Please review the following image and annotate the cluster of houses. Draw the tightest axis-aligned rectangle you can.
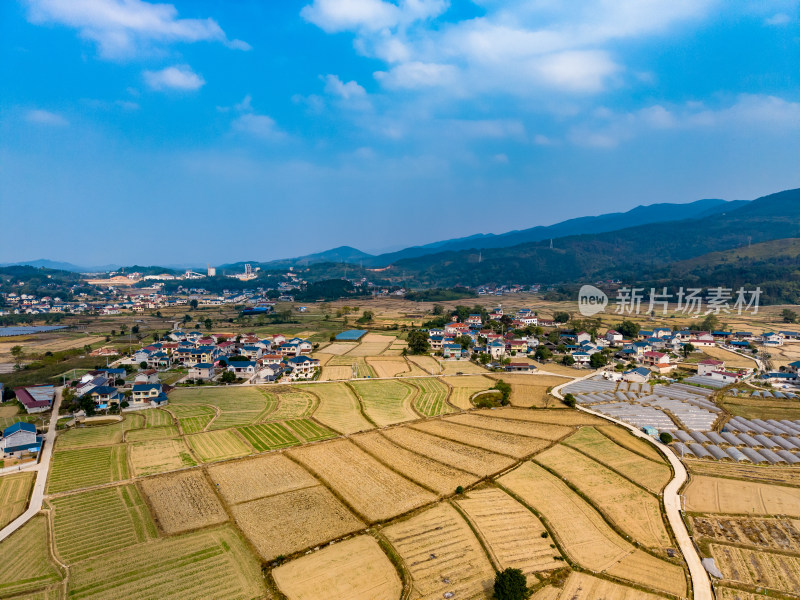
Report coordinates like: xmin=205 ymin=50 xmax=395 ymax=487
xmin=72 ymin=368 xmax=168 ymax=411
xmin=130 ymin=330 xmax=319 ymax=384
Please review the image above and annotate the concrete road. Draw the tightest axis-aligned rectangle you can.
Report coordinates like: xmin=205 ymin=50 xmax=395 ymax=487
xmin=0 ymin=386 xmax=63 ymax=542
xmin=551 ymin=374 xmax=713 ymax=600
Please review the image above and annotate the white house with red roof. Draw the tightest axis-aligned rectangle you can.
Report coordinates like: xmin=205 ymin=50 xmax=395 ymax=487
xmin=697 ymin=359 xmax=724 ymax=375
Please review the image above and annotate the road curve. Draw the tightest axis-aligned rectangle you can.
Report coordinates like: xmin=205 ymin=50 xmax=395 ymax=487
xmin=552 ymin=373 xmax=713 ymax=600
xmin=0 ymin=386 xmax=63 ymax=543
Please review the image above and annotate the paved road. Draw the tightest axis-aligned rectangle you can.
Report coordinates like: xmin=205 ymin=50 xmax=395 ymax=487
xmin=0 ymin=386 xmax=62 ymax=542
xmin=551 ymin=374 xmax=714 ymax=600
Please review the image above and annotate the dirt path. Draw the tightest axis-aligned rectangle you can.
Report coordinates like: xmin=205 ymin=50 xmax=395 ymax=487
xmin=551 ymin=373 xmax=713 ymax=600
xmin=0 ymin=386 xmax=63 ymax=542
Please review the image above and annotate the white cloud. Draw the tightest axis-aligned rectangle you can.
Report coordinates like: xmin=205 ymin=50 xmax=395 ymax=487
xmin=375 ymin=61 xmax=459 ymax=89
xmin=232 ymin=113 xmax=284 ymax=140
xmin=492 ymin=153 xmax=509 ymax=163
xmin=533 ymin=50 xmax=620 ymax=93
xmin=26 ymin=0 xmax=249 ymax=59
xmin=301 ymin=0 xmax=447 ymax=33
xmin=765 ymin=12 xmax=791 ymax=25
xmin=323 ymin=75 xmax=366 ymax=99
xmin=25 ymin=109 xmax=69 ymax=126
xmin=144 ymin=65 xmax=205 ymax=90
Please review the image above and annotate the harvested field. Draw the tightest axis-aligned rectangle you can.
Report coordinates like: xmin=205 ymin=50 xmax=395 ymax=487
xmin=288 ymin=439 xmax=436 ymax=522
xmin=350 ymin=379 xmax=417 ymax=426
xmin=319 ymin=365 xmax=352 ymax=380
xmin=720 ymin=395 xmax=800 ymax=420
xmin=455 ymin=487 xmax=562 ymax=581
xmin=686 ymin=460 xmax=800 ymax=487
xmin=441 ymin=375 xmax=494 ymax=409
xmin=701 ymin=345 xmax=758 ymax=368
xmin=407 ymin=355 xmax=441 ymax=374
xmin=437 ymin=359 xmax=487 ymax=375
xmin=710 ymin=543 xmax=800 ymax=594
xmin=57 ymin=422 xmax=124 ymax=449
xmin=556 ymin=571 xmax=664 ymax=600
xmin=499 ymin=462 xmax=686 ymax=597
xmin=715 ymin=588 xmax=764 ymax=600
xmin=129 ymin=438 xmax=196 ymax=477
xmin=684 ymin=476 xmax=800 ymax=516
xmin=323 ymin=342 xmax=358 ymax=355
xmin=208 ymin=453 xmax=318 ymax=504
xmin=125 ymin=425 xmax=179 ymax=442
xmin=67 ymin=526 xmax=266 ymax=600
xmin=185 ymin=429 xmax=252 ymax=463
xmin=268 ymin=389 xmax=316 ymax=420
xmin=298 ymin=382 xmax=373 ymax=434
xmin=409 ymin=377 xmax=454 ymax=416
xmin=563 ymin=427 xmax=671 ymax=493
xmin=232 ymin=486 xmax=364 ymax=560
xmin=488 ymin=374 xmax=571 ymax=408
xmin=596 ymin=425 xmax=665 ymax=462
xmin=273 ymin=535 xmax=400 ymax=600
xmin=346 ymin=336 xmax=394 ymax=356
xmin=691 ymin=515 xmax=800 ymax=552
xmin=482 ymin=407 xmax=606 ymax=426
xmin=238 ymin=421 xmax=299 ymax=451
xmin=383 ymin=426 xmax=514 ymax=477
xmin=411 ymin=419 xmax=548 ymax=459
xmin=314 ymin=352 xmax=333 ymax=366
xmin=143 ymin=408 xmax=173 ymax=428
xmin=0 ymin=471 xmax=34 ymax=529
xmin=352 ymin=431 xmax=476 ymax=495
xmin=382 ymin=503 xmax=495 ymax=600
xmin=51 ymin=485 xmax=157 ymax=562
xmin=366 ymin=356 xmax=409 ymax=378
xmin=140 ymin=470 xmax=228 ymax=534
xmin=536 ymin=444 xmax=670 ymax=548
xmin=531 ymin=361 xmax=582 ymax=377
xmin=445 ymin=413 xmax=572 ymax=441
xmin=48 ymin=445 xmax=129 ymax=494
xmin=0 ymin=515 xmax=62 ymax=597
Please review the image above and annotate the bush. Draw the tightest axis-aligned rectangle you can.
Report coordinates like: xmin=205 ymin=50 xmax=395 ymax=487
xmin=659 ymin=432 xmax=674 ymax=444
xmin=563 ymin=393 xmax=576 ymax=408
xmin=455 ymin=485 xmax=464 ymax=495
xmin=493 ymin=568 xmax=531 ymax=600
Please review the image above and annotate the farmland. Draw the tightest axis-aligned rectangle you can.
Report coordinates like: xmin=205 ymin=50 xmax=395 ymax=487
xmin=441 ymin=375 xmax=494 ymax=409
xmin=486 ymin=407 xmax=606 ymax=426
xmin=350 ymin=379 xmax=417 ymax=426
xmin=691 ymin=515 xmax=800 ymax=552
xmin=596 ymin=424 xmax=665 ymax=462
xmin=144 ymin=408 xmax=174 ymax=428
xmin=288 ymin=439 xmax=436 ymax=522
xmin=185 ymin=429 xmax=251 ymax=463
xmin=486 ymin=374 xmax=570 ymax=408
xmin=407 ymin=355 xmax=442 ymax=374
xmin=382 ymin=503 xmax=495 ymax=599
xmin=409 ymin=377 xmax=453 ymax=416
xmin=685 ymin=460 xmax=800 ymax=487
xmin=0 ymin=516 xmax=63 ymax=597
xmin=56 ymin=421 xmax=124 ymax=449
xmin=553 ymin=571 xmax=665 ymax=600
xmin=366 ymin=356 xmax=409 ymax=378
xmin=0 ymin=471 xmax=35 ymax=528
xmin=237 ymin=421 xmax=299 ymax=451
xmin=411 ymin=419 xmax=548 ymax=458
xmin=445 ymin=412 xmax=572 ymax=440
xmin=48 ymin=445 xmax=129 ymax=493
xmin=129 ymin=438 xmax=196 ymax=476
xmin=51 ymin=485 xmax=157 ymax=562
xmin=140 ymin=470 xmax=228 ymax=534
xmin=267 ymin=388 xmax=316 ymax=420
xmin=684 ymin=476 xmax=800 ymax=516
xmin=709 ymin=543 xmax=800 ymax=595
xmin=455 ymin=486 xmax=562 ymax=582
xmin=125 ymin=425 xmax=179 ymax=442
xmin=208 ymin=453 xmax=319 ymax=504
xmin=272 ymin=535 xmax=401 ymax=600
xmin=297 ymin=382 xmax=373 ymax=434
xmin=437 ymin=358 xmax=488 ymax=375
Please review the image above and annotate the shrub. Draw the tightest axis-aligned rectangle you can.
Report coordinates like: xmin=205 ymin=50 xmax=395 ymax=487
xmin=493 ymin=568 xmax=531 ymax=600
xmin=659 ymin=432 xmax=674 ymax=444
xmin=563 ymin=393 xmax=576 ymax=408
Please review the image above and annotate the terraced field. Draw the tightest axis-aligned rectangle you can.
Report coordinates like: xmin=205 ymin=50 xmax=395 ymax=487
xmin=411 ymin=419 xmax=548 ymax=459
xmin=48 ymin=445 xmax=129 ymax=494
xmin=441 ymin=375 xmax=495 ymax=409
xmin=268 ymin=389 xmax=317 ymax=420
xmin=125 ymin=425 xmax=179 ymax=442
xmin=237 ymin=422 xmax=300 ymax=451
xmin=410 ymin=377 xmax=453 ymax=416
xmin=143 ymin=408 xmax=174 ymax=428
xmin=297 ymin=383 xmax=373 ymax=434
xmin=0 ymin=471 xmax=35 ymax=529
xmin=350 ymin=379 xmax=417 ymax=426
xmin=284 ymin=418 xmax=336 ymax=443
xmin=185 ymin=429 xmax=252 ymax=463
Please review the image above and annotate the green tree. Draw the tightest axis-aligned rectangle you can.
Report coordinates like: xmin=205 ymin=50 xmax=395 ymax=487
xmin=589 ymin=352 xmax=609 ymax=368
xmin=534 ymin=346 xmax=551 ymax=362
xmin=131 ymin=325 xmax=139 ymax=334
xmin=139 ymin=361 xmax=148 ymax=369
xmin=660 ymin=432 xmax=674 ymax=444
xmin=183 ymin=314 xmax=192 ymax=324
xmin=189 ymin=299 xmax=199 ymax=310
xmin=561 ymin=354 xmax=575 ymax=366
xmin=553 ymin=311 xmax=570 ymax=323
xmin=563 ymin=393 xmax=577 ymax=408
xmin=455 ymin=334 xmax=473 ymax=350
xmin=681 ymin=342 xmax=696 ymax=359
xmin=700 ymin=313 xmax=719 ymax=332
xmin=432 ymin=304 xmax=444 ymax=316
xmin=356 ymin=310 xmax=374 ymax=324
xmin=617 ymin=320 xmax=640 ymax=338
xmin=493 ymin=567 xmax=531 ymax=600
xmin=220 ymin=370 xmax=236 ymax=383
xmin=492 ymin=379 xmax=512 ymax=405
xmin=10 ymin=345 xmax=24 ymax=368
xmin=407 ymin=330 xmax=431 ymax=355
xmin=782 ymin=309 xmax=798 ymax=324
xmin=204 ymin=318 xmax=213 ymax=330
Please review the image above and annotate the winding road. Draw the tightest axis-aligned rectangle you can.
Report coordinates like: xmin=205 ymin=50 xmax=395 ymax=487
xmin=552 ymin=372 xmax=713 ymax=600
xmin=0 ymin=386 xmax=62 ymax=543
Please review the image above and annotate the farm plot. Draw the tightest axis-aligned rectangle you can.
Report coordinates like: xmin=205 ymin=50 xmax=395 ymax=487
xmin=129 ymin=438 xmax=196 ymax=477
xmin=168 ymin=405 xmax=216 ymax=435
xmin=596 ymin=425 xmax=665 ymax=462
xmin=709 ymin=543 xmax=800 ymax=595
xmin=684 ymin=476 xmax=800 ymax=516
xmin=208 ymin=453 xmax=319 ymax=504
xmin=288 ymin=439 xmax=436 ymax=522
xmin=0 ymin=515 xmax=63 ymax=597
xmin=499 ymin=462 xmax=686 ymax=597
xmin=555 ymin=572 xmax=665 ymax=600
xmin=441 ymin=375 xmax=494 ymax=409
xmin=314 ymin=352 xmax=333 ymax=366
xmin=51 ymin=485 xmax=157 ymax=562
xmin=382 ymin=503 xmax=495 ymax=600
xmin=285 ymin=418 xmax=336 ymax=443
xmin=125 ymin=425 xmax=179 ymax=442
xmin=170 ymin=386 xmax=268 ymax=430
xmin=0 ymin=471 xmax=35 ymax=528
xmin=563 ymin=427 xmax=671 ymax=493
xmin=455 ymin=487 xmax=562 ymax=581
xmin=352 ymin=431 xmax=475 ymax=495
xmin=297 ymin=383 xmax=373 ymax=434
xmin=319 ymin=365 xmax=353 ymax=380
xmin=446 ymin=413 xmax=572 ymax=441
xmin=366 ymin=356 xmax=409 ymax=378
xmin=231 ymin=486 xmax=364 ymax=561
xmin=686 ymin=460 xmax=800 ymax=487
xmin=535 ymin=444 xmax=671 ymax=548
xmin=238 ymin=422 xmax=299 ymax=451
xmin=407 ymin=355 xmax=441 ymax=374
xmin=67 ymin=525 xmax=266 ymax=600
xmin=485 ymin=407 xmax=606 ymax=426
xmin=140 ymin=470 xmax=228 ymax=534
xmin=346 ymin=335 xmax=394 ymax=356
xmin=273 ymin=535 xmax=401 ymax=600
xmin=715 ymin=588 xmax=764 ymax=600
xmin=323 ymin=342 xmax=358 ymax=355
xmin=48 ymin=445 xmax=129 ymax=494
xmin=409 ymin=377 xmax=453 ymax=416
xmin=57 ymin=421 xmax=124 ymax=449
xmin=691 ymin=515 xmax=800 ymax=552
xmin=411 ymin=419 xmax=548 ymax=459
xmin=268 ymin=389 xmax=316 ymax=420
xmin=488 ymin=374 xmax=571 ymax=408
xmin=185 ymin=429 xmax=252 ymax=463
xmin=143 ymin=408 xmax=174 ymax=428
xmin=701 ymin=345 xmax=758 ymax=368
xmin=383 ymin=426 xmax=514 ymax=477
xmin=437 ymin=359 xmax=488 ymax=375
xmin=350 ymin=379 xmax=417 ymax=426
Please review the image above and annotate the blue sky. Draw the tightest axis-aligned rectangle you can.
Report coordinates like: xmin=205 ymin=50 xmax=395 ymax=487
xmin=1 ymin=0 xmax=799 ymax=266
